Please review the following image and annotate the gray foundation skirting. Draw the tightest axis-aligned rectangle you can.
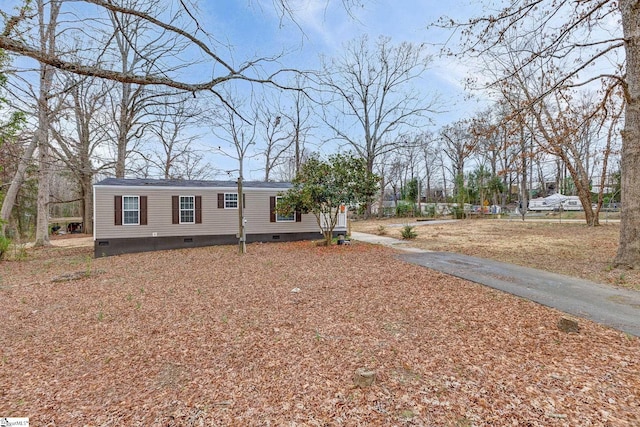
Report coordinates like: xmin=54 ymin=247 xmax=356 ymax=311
xmin=94 ymin=231 xmax=327 ymax=257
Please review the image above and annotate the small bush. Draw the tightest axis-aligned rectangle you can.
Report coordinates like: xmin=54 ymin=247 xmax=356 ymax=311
xmin=0 ymin=235 xmax=11 ymax=260
xmin=376 ymin=225 xmax=387 ymax=235
xmin=450 ymin=206 xmax=465 ymax=219
xmin=10 ymin=243 xmax=28 ymax=261
xmin=396 ymin=202 xmax=414 ymax=217
xmin=401 ymin=225 xmax=417 ymax=240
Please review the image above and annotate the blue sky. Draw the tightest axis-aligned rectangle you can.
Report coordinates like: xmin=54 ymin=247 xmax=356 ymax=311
xmin=213 ymin=0 xmax=478 ymax=103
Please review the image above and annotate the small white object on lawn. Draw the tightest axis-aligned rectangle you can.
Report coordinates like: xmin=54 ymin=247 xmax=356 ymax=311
xmin=291 ymin=287 xmax=301 ymax=293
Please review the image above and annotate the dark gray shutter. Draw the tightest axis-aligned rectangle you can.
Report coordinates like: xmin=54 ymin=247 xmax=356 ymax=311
xmin=195 ymin=196 xmax=202 ymax=224
xmin=218 ymin=193 xmax=224 ymax=209
xmin=140 ymin=196 xmax=148 ymax=225
xmin=269 ymin=196 xmax=276 ymax=222
xmin=172 ymin=196 xmax=179 ymax=224
xmin=114 ymin=196 xmax=122 ymax=226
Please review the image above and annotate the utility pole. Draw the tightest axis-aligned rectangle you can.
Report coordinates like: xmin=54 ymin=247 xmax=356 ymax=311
xmin=237 ymin=177 xmax=246 ymax=254
xmin=237 ymin=159 xmax=246 ymax=254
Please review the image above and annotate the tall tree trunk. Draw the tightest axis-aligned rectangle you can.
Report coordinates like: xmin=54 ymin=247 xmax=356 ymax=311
xmin=377 ymin=175 xmax=385 ymax=218
xmin=571 ymin=163 xmax=598 ymax=226
xmin=34 ymin=121 xmax=51 ymax=246
xmin=294 ymin=125 xmax=300 ymax=176
xmin=115 ymin=82 xmax=130 ymax=178
xmin=81 ymin=172 xmax=93 ymax=235
xmin=441 ymin=160 xmax=448 ymax=203
xmin=164 ymin=144 xmax=172 ymax=179
xmin=33 ymin=0 xmax=59 ymax=247
xmin=264 ymin=162 xmax=271 ymax=182
xmin=0 ymin=137 xmax=37 ymax=237
xmin=364 ymin=154 xmax=375 ymax=218
xmin=79 ymin=137 xmax=94 ymax=234
xmin=520 ymin=125 xmax=528 ymax=221
xmin=616 ymin=0 xmax=640 ymax=268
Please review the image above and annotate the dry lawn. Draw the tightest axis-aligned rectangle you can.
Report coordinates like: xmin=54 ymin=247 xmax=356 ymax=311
xmin=1 ymin=240 xmax=639 ymax=425
xmin=351 ymin=217 xmax=639 ymax=290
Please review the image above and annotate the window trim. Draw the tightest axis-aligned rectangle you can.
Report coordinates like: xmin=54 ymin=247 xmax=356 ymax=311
xmin=224 ymin=192 xmax=238 ymax=209
xmin=179 ymin=195 xmax=195 ymax=224
xmin=275 ymin=196 xmax=295 ymax=222
xmin=122 ymin=195 xmax=140 ymax=226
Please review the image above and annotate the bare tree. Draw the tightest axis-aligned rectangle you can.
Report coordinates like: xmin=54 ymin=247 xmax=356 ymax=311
xmin=211 ymin=92 xmax=258 ymax=254
xmin=491 ymin=102 xmax=525 ymax=208
xmin=0 ymin=51 xmax=30 ymax=237
xmin=270 ymin=79 xmax=316 ymax=182
xmin=48 ymin=75 xmax=113 ymax=235
xmin=384 ymin=153 xmax=406 ymax=208
xmin=270 ymin=146 xmax=312 ymax=182
xmin=395 ymin=136 xmax=424 ymax=214
xmin=436 ymin=149 xmax=450 ymax=203
xmin=594 ymin=91 xmax=624 ymax=216
xmin=286 ymin=80 xmax=314 ymax=176
xmin=33 ymin=0 xmax=62 ymax=247
xmin=418 ymin=131 xmax=439 ymax=203
xmin=1 ymin=1 xmax=299 ymax=93
xmin=439 ymin=0 xmax=639 ymax=266
xmin=174 ymin=150 xmax=216 ymax=180
xmin=375 ymin=139 xmax=425 ymax=217
xmin=254 ymin=95 xmax=293 ymax=182
xmin=104 ymin=0 xmax=194 ymax=177
xmin=527 ymin=89 xmax=613 ymax=226
xmin=319 ymin=35 xmax=437 ymax=176
xmin=439 ymin=119 xmax=477 ymax=199
xmin=373 ymin=150 xmax=391 ymax=217
xmin=469 ymin=109 xmax=500 ymax=175
xmin=137 ymin=98 xmax=208 ymax=179
xmin=466 ymin=107 xmax=525 ymax=208
xmin=483 ymin=30 xmax=614 ymax=225
xmin=0 ymin=132 xmax=34 ymax=238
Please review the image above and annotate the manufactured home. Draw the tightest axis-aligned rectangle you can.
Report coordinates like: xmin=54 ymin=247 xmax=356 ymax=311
xmin=93 ymin=178 xmax=347 ymax=257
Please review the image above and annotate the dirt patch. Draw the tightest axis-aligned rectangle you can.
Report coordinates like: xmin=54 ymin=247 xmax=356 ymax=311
xmin=351 ymin=217 xmax=638 ymax=289
xmin=1 ymin=241 xmax=639 ymax=425
xmin=50 ymin=233 xmax=93 ymax=247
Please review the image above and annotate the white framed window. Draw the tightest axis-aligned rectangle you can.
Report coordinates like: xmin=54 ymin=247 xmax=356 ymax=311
xmin=123 ymin=196 xmax=139 ymax=225
xmin=276 ymin=196 xmax=295 ymax=222
xmin=180 ymin=196 xmax=195 ymax=224
xmin=225 ymin=193 xmax=238 ymax=209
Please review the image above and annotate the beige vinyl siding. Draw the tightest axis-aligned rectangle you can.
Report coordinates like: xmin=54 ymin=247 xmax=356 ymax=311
xmin=94 ymin=185 xmax=321 ymax=239
xmin=243 ymin=192 xmax=318 ymax=234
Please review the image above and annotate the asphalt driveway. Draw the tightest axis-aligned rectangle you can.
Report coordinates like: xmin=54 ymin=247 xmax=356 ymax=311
xmin=350 ymin=231 xmax=640 ymax=337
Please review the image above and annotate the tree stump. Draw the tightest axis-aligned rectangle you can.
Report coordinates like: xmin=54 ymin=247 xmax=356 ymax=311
xmin=557 ymin=316 xmax=580 ymax=333
xmin=353 ymin=368 xmax=376 ymax=388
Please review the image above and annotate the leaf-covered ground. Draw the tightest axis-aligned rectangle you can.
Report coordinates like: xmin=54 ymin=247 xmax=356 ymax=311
xmin=1 ymin=241 xmax=639 ymax=425
xmin=351 ymin=218 xmax=639 ymax=289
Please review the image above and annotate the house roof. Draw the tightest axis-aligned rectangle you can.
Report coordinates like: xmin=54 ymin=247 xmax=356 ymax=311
xmin=94 ymin=177 xmax=293 ymax=189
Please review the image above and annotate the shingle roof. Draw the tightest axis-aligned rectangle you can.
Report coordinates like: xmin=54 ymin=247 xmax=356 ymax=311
xmin=94 ymin=177 xmax=293 ymax=189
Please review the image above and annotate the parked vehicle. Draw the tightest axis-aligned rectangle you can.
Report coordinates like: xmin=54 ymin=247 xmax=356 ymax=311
xmin=528 ymin=197 xmax=555 ymax=211
xmin=528 ymin=194 xmax=583 ymax=211
xmin=560 ymin=196 xmax=582 ymax=211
